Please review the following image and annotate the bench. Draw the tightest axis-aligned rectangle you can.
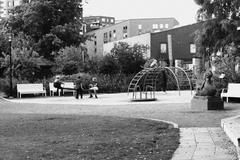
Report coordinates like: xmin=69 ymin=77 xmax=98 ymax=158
xmin=49 ymin=83 xmax=60 ymax=96
xmin=62 ymin=82 xmax=75 ymax=95
xmin=221 ymin=83 xmax=240 ymax=102
xmin=17 ymin=83 xmax=46 ymax=98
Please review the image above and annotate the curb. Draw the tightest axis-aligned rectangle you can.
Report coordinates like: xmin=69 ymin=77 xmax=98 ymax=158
xmin=140 ymin=117 xmax=179 ymax=128
xmin=221 ymin=115 xmax=240 ymax=160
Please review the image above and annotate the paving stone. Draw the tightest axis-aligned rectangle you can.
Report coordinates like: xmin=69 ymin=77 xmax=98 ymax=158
xmin=171 ymin=127 xmax=238 ymax=160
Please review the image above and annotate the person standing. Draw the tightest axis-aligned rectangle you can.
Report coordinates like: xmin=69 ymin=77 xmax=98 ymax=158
xmin=161 ymin=69 xmax=167 ymax=94
xmin=75 ymin=76 xmax=83 ymax=99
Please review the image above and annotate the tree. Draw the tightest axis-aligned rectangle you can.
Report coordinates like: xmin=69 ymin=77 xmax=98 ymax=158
xmin=110 ymin=42 xmax=148 ymax=74
xmin=0 ymin=48 xmax=47 ymax=82
xmin=99 ymin=54 xmax=120 ymax=74
xmin=194 ymin=0 xmax=240 ymax=57
xmin=54 ymin=46 xmax=88 ymax=74
xmin=5 ymin=0 xmax=87 ymax=60
xmin=194 ymin=0 xmax=240 ymax=81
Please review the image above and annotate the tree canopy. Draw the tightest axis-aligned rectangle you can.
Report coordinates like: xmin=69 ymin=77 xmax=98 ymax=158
xmin=194 ymin=0 xmax=240 ymax=57
xmin=4 ymin=0 xmax=86 ymax=60
xmin=194 ymin=0 xmax=240 ymax=81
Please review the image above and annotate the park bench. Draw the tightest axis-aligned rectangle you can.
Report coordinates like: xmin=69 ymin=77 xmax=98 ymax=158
xmin=221 ymin=83 xmax=240 ymax=102
xmin=49 ymin=83 xmax=60 ymax=96
xmin=17 ymin=83 xmax=46 ymax=98
xmin=62 ymin=82 xmax=75 ymax=95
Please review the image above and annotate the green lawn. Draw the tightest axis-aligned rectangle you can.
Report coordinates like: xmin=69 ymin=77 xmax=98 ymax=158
xmin=0 ymin=114 xmax=179 ymax=160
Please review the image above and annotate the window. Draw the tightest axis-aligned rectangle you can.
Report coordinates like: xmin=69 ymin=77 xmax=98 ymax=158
xmin=138 ymin=24 xmax=142 ymax=30
xmin=94 ymin=48 xmax=97 ymax=53
xmin=113 ymin=30 xmax=116 ymax=39
xmin=152 ymin=24 xmax=158 ymax=29
xmin=109 ymin=31 xmax=112 ymax=42
xmin=160 ymin=24 xmax=164 ymax=29
xmin=190 ymin=44 xmax=196 ymax=54
xmin=123 ymin=26 xmax=128 ymax=39
xmin=102 ymin=18 xmax=106 ymax=22
xmin=94 ymin=41 xmax=97 ymax=46
xmin=7 ymin=1 xmax=11 ymax=7
xmin=160 ymin=43 xmax=167 ymax=53
xmin=103 ymin=32 xmax=108 ymax=43
xmin=110 ymin=19 xmax=114 ymax=23
xmin=165 ymin=24 xmax=169 ymax=28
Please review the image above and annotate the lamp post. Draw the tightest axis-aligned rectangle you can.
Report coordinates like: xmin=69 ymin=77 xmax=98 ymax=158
xmin=8 ymin=33 xmax=13 ymax=98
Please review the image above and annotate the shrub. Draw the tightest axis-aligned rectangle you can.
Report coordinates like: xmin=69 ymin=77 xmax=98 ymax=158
xmin=49 ymin=73 xmax=134 ymax=93
xmin=99 ymin=54 xmax=120 ymax=74
xmin=54 ymin=46 xmax=88 ymax=74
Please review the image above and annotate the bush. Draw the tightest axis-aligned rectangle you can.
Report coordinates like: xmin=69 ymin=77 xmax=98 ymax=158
xmin=108 ymin=42 xmax=147 ymax=74
xmin=0 ymin=78 xmax=10 ymax=96
xmin=99 ymin=54 xmax=120 ymax=74
xmin=49 ymin=73 xmax=134 ymax=93
xmin=54 ymin=46 xmax=88 ymax=74
xmin=0 ymin=78 xmax=28 ymax=97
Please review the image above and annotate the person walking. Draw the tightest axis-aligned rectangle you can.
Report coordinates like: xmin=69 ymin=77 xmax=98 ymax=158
xmin=75 ymin=76 xmax=83 ymax=99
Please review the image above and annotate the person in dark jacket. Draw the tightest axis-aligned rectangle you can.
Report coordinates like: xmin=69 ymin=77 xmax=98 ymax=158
xmin=161 ymin=70 xmax=167 ymax=93
xmin=75 ymin=76 xmax=83 ymax=99
xmin=53 ymin=75 xmax=64 ymax=96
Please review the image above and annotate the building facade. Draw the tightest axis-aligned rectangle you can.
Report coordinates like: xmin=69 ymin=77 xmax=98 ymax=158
xmin=84 ymin=16 xmax=115 ymax=32
xmin=103 ymin=22 xmax=203 ymax=69
xmin=85 ymin=17 xmax=179 ymax=59
xmin=0 ymin=0 xmax=22 ymax=19
xmin=150 ymin=22 xmax=203 ymax=66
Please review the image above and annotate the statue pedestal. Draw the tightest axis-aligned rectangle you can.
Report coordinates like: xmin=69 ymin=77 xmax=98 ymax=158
xmin=191 ymin=96 xmax=224 ymax=111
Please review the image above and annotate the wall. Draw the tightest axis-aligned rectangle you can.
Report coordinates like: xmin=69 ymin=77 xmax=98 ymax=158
xmin=103 ymin=33 xmax=151 ymax=58
xmin=0 ymin=0 xmax=21 ymax=18
xmin=150 ymin=22 xmax=203 ymax=63
xmin=85 ymin=18 xmax=179 ymax=59
xmin=129 ymin=18 xmax=179 ymax=37
xmin=85 ymin=20 xmax=130 ymax=58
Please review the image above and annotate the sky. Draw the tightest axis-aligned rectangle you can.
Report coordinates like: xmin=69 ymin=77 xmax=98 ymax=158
xmin=83 ymin=0 xmax=201 ymax=26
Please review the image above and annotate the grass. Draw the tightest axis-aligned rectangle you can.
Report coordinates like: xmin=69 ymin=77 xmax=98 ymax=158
xmin=0 ymin=114 xmax=179 ymax=160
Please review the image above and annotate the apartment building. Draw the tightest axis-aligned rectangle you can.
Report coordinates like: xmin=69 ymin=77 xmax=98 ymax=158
xmin=103 ymin=22 xmax=203 ymax=69
xmin=0 ymin=0 xmax=21 ymax=18
xmin=85 ymin=17 xmax=179 ymax=58
xmin=84 ymin=16 xmax=115 ymax=32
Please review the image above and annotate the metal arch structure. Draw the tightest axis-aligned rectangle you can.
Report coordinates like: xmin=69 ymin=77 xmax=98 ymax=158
xmin=174 ymin=66 xmax=193 ymax=95
xmin=128 ymin=66 xmax=193 ymax=101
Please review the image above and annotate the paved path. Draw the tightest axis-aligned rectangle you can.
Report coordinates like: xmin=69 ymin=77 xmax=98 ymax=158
xmin=172 ymin=128 xmax=237 ymax=160
xmin=1 ymin=91 xmax=240 ymax=160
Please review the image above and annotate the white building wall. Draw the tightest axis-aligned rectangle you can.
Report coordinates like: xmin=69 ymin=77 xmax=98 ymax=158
xmin=103 ymin=33 xmax=151 ymax=59
xmin=0 ymin=0 xmax=21 ymax=18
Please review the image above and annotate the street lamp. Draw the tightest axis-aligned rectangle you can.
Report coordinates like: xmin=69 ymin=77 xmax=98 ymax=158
xmin=8 ymin=33 xmax=13 ymax=98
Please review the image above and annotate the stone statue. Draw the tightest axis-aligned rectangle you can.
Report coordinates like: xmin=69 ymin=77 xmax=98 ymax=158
xmin=191 ymin=70 xmax=224 ymax=110
xmin=196 ymin=70 xmax=217 ymax=97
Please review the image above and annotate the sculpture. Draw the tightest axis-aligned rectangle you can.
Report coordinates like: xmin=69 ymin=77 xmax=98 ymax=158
xmin=196 ymin=70 xmax=217 ymax=97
